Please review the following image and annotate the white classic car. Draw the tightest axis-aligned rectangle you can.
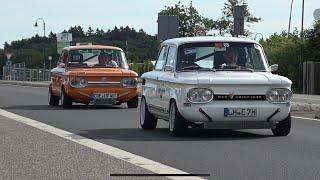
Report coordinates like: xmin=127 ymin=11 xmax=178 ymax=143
xmin=140 ymin=37 xmax=292 ymax=137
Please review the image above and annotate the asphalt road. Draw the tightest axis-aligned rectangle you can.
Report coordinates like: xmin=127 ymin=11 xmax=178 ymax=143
xmin=1 ymin=84 xmax=320 ymax=180
xmin=293 ymin=94 xmax=320 ymax=105
xmin=0 ymin=115 xmax=166 ymax=180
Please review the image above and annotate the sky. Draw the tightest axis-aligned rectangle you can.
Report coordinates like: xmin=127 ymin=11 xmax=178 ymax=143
xmin=0 ymin=0 xmax=320 ymax=49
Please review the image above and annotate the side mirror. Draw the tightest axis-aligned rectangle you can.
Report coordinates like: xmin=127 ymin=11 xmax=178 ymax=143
xmin=58 ymin=63 xmax=65 ymax=68
xmin=164 ymin=65 xmax=173 ymax=72
xmin=269 ymin=64 xmax=278 ymax=73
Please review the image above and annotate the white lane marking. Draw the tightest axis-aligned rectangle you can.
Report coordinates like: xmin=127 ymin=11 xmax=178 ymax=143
xmin=292 ymin=116 xmax=320 ymax=122
xmin=0 ymin=108 xmax=206 ymax=180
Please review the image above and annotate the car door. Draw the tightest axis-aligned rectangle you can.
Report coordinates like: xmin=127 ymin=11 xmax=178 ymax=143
xmin=158 ymin=46 xmax=177 ymax=112
xmin=52 ymin=50 xmax=68 ymax=95
xmin=147 ymin=45 xmax=169 ymax=116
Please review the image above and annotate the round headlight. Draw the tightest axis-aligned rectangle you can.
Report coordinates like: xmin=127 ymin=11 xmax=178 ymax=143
xmin=70 ymin=77 xmax=88 ymax=88
xmin=187 ymin=88 xmax=213 ymax=103
xmin=266 ymin=88 xmax=292 ymax=103
xmin=121 ymin=78 xmax=138 ymax=88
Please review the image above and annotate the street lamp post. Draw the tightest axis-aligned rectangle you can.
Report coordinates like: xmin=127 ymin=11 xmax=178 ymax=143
xmin=34 ymin=18 xmax=46 ymax=70
xmin=301 ymin=0 xmax=306 ymax=94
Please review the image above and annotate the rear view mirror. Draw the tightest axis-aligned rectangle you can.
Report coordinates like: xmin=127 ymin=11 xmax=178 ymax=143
xmin=164 ymin=65 xmax=173 ymax=72
xmin=58 ymin=63 xmax=65 ymax=68
xmin=269 ymin=64 xmax=278 ymax=73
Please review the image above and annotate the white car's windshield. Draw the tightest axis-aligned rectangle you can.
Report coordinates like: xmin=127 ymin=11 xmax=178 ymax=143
xmin=177 ymin=42 xmax=268 ymax=72
xmin=68 ymin=49 xmax=128 ymax=68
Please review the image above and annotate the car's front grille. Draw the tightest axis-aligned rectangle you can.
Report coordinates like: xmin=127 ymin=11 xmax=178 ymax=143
xmin=87 ymin=81 xmax=121 ymax=87
xmin=213 ymin=94 xmax=266 ymax=101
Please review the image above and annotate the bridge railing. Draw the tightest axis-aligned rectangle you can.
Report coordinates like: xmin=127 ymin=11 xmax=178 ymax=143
xmin=2 ymin=66 xmax=51 ymax=81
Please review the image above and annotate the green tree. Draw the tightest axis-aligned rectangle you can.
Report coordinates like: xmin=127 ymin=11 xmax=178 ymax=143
xmin=86 ymin=27 xmax=94 ymax=36
xmin=260 ymin=32 xmax=302 ymax=92
xmin=159 ymin=1 xmax=211 ymax=37
xmin=304 ymin=21 xmax=320 ymax=62
xmin=216 ymin=0 xmax=261 ymax=36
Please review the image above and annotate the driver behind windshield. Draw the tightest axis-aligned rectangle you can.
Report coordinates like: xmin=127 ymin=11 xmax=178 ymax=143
xmin=223 ymin=47 xmax=239 ymax=66
xmin=98 ymin=53 xmax=118 ymax=67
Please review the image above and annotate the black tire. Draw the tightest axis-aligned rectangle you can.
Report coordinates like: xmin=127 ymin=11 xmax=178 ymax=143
xmin=272 ymin=114 xmax=291 ymax=136
xmin=60 ymin=88 xmax=72 ymax=108
xmin=140 ymin=97 xmax=157 ymax=130
xmin=48 ymin=87 xmax=59 ymax=106
xmin=127 ymin=95 xmax=139 ymax=108
xmin=169 ymin=100 xmax=187 ymax=137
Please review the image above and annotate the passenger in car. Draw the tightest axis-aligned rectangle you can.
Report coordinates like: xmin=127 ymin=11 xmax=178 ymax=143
xmin=98 ymin=53 xmax=118 ymax=67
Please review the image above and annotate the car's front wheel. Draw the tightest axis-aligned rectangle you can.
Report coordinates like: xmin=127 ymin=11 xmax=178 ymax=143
xmin=272 ymin=114 xmax=291 ymax=136
xmin=127 ymin=95 xmax=138 ymax=108
xmin=169 ymin=100 xmax=187 ymax=137
xmin=140 ymin=96 xmax=157 ymax=130
xmin=61 ymin=88 xmax=72 ymax=108
xmin=48 ymin=87 xmax=59 ymax=106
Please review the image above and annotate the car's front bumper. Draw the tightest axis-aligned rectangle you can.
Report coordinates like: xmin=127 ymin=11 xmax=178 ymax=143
xmin=178 ymin=101 xmax=291 ymax=123
xmin=64 ymin=86 xmax=138 ymax=103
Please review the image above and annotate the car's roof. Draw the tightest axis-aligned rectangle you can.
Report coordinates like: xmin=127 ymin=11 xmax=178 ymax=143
xmin=63 ymin=45 xmax=123 ymax=51
xmin=162 ymin=36 xmax=260 ymax=46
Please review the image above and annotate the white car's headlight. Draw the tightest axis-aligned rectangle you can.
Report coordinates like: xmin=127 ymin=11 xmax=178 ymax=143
xmin=70 ymin=77 xmax=88 ymax=88
xmin=121 ymin=78 xmax=138 ymax=88
xmin=187 ymin=88 xmax=214 ymax=103
xmin=266 ymin=88 xmax=293 ymax=103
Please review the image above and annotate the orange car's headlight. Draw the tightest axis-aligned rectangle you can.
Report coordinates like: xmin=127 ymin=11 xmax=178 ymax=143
xmin=70 ymin=77 xmax=88 ymax=88
xmin=121 ymin=78 xmax=137 ymax=88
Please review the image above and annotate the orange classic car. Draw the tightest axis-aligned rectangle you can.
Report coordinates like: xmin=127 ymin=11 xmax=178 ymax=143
xmin=48 ymin=45 xmax=139 ymax=108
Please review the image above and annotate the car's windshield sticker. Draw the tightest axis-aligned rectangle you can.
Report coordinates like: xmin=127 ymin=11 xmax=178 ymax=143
xmin=184 ymin=48 xmax=196 ymax=55
xmin=214 ymin=42 xmax=228 ymax=51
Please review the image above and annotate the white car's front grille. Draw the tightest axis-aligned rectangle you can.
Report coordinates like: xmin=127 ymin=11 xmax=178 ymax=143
xmin=213 ymin=94 xmax=266 ymax=101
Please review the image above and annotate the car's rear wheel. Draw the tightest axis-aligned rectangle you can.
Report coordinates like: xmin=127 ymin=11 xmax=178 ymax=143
xmin=48 ymin=87 xmax=59 ymax=106
xmin=140 ymin=96 xmax=157 ymax=130
xmin=61 ymin=88 xmax=72 ymax=108
xmin=272 ymin=114 xmax=291 ymax=136
xmin=127 ymin=95 xmax=138 ymax=108
xmin=169 ymin=100 xmax=187 ymax=137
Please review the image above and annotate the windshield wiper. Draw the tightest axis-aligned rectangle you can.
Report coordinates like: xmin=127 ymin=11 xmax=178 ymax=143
xmin=181 ymin=65 xmax=202 ymax=70
xmin=197 ymin=68 xmax=216 ymax=72
xmin=68 ymin=63 xmax=87 ymax=67
xmin=217 ymin=65 xmax=254 ymax=72
xmin=181 ymin=66 xmax=216 ymax=72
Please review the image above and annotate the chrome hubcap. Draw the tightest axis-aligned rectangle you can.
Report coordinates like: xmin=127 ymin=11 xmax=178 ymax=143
xmin=169 ymin=103 xmax=175 ymax=132
xmin=140 ymin=98 xmax=145 ymax=125
xmin=48 ymin=90 xmax=51 ymax=103
xmin=60 ymin=92 xmax=64 ymax=105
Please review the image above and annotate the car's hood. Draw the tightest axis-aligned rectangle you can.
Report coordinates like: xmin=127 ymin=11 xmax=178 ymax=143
xmin=66 ymin=68 xmax=137 ymax=77
xmin=173 ymin=71 xmax=292 ymax=86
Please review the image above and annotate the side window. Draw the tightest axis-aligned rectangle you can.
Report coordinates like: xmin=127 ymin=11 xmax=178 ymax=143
xmin=154 ymin=46 xmax=168 ymax=71
xmin=165 ymin=46 xmax=177 ymax=67
xmin=63 ymin=51 xmax=69 ymax=63
xmin=59 ymin=51 xmax=68 ymax=64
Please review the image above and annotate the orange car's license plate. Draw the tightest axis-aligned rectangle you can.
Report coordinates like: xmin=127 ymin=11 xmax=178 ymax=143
xmin=92 ymin=93 xmax=117 ymax=99
xmin=92 ymin=93 xmax=117 ymax=105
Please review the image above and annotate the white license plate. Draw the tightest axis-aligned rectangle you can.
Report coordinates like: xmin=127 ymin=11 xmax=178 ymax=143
xmin=224 ymin=108 xmax=257 ymax=117
xmin=92 ymin=93 xmax=117 ymax=99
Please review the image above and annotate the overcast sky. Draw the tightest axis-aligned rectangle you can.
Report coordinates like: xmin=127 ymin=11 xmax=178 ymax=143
xmin=1 ymin=0 xmax=319 ymax=48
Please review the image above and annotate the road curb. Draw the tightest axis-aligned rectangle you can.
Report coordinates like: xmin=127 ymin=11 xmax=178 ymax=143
xmin=1 ymin=80 xmax=319 ymax=112
xmin=0 ymin=80 xmax=49 ymax=87
xmin=291 ymin=102 xmax=320 ymax=112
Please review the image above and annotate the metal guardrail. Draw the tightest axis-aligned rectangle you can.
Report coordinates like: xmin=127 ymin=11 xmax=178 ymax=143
xmin=129 ymin=62 xmax=154 ymax=76
xmin=2 ymin=62 xmax=154 ymax=82
xmin=2 ymin=66 xmax=51 ymax=81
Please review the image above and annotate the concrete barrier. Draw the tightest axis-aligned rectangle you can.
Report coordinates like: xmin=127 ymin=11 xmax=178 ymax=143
xmin=1 ymin=80 xmax=319 ymax=112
